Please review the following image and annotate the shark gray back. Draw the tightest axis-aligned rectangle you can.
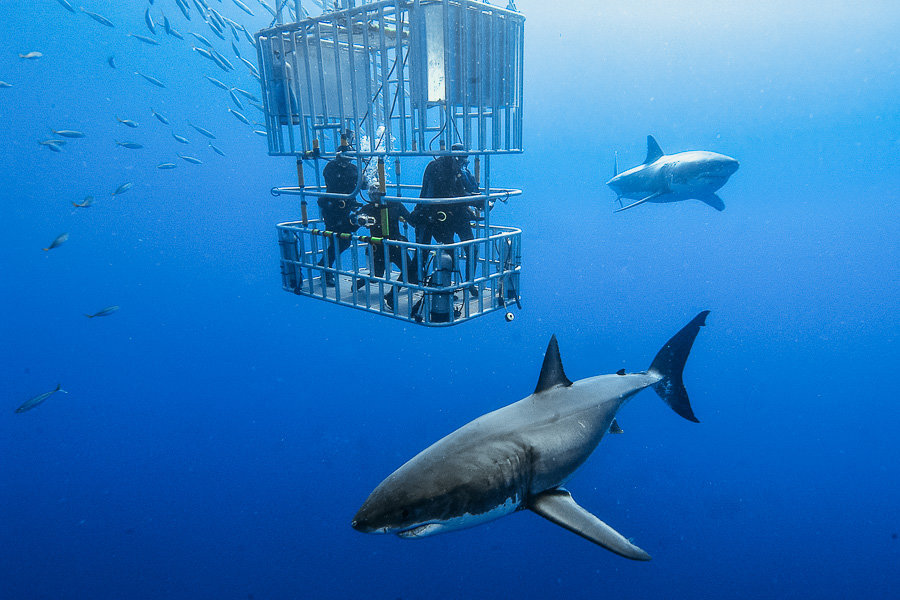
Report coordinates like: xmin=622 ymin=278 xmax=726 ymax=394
xmin=607 ymin=135 xmax=738 ymax=212
xmin=352 ymin=311 xmax=711 ymax=561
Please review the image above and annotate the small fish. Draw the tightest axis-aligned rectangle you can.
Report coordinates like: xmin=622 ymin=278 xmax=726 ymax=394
xmin=19 ymin=51 xmax=43 ymax=59
xmin=79 ymin=7 xmax=114 ymax=28
xmin=232 ymin=0 xmax=255 ymax=17
xmin=85 ymin=305 xmax=120 ymax=318
xmin=163 ymin=15 xmax=172 ymax=34
xmin=228 ymin=108 xmax=250 ymax=125
xmin=54 ymin=0 xmax=76 ymax=12
xmin=135 ymin=72 xmax=166 ymax=88
xmin=238 ymin=55 xmax=258 ymax=77
xmin=189 ymin=32 xmax=212 ymax=48
xmin=15 ymin=384 xmax=67 ymax=414
xmin=193 ymin=0 xmax=209 ymax=12
xmin=144 ymin=7 xmax=156 ymax=34
xmin=232 ymin=87 xmax=260 ymax=103
xmin=0 ymin=81 xmax=12 ymax=88
xmin=242 ymin=24 xmax=255 ymax=46
xmin=157 ymin=162 xmax=177 ymax=169
xmin=211 ymin=50 xmax=234 ymax=71
xmin=116 ymin=116 xmax=139 ymax=128
xmin=51 ymin=129 xmax=85 ymax=138
xmin=167 ymin=27 xmax=185 ymax=40
xmin=43 ymin=142 xmax=63 ymax=152
xmin=43 ymin=232 xmax=69 ymax=251
xmin=208 ymin=24 xmax=227 ymax=42
xmin=151 ymin=107 xmax=170 ymax=125
xmin=187 ymin=122 xmax=215 ymax=139
xmin=129 ymin=33 xmax=160 ymax=46
xmin=208 ymin=143 xmax=225 ymax=156
xmin=231 ymin=39 xmax=241 ymax=59
xmin=228 ymin=89 xmax=244 ymax=109
xmin=253 ymin=129 xmax=267 ymax=137
xmin=172 ymin=133 xmax=190 ymax=144
xmin=249 ymin=101 xmax=265 ymax=113
xmin=177 ymin=153 xmax=203 ymax=164
xmin=205 ymin=76 xmax=229 ymax=90
xmin=39 ymin=139 xmax=66 ymax=146
xmin=192 ymin=46 xmax=214 ymax=60
xmin=107 ymin=55 xmax=116 ymax=69
xmin=72 ymin=196 xmax=94 ymax=208
xmin=112 ymin=182 xmax=133 ymax=196
xmin=175 ymin=0 xmax=191 ymax=21
xmin=116 ymin=141 xmax=144 ymax=149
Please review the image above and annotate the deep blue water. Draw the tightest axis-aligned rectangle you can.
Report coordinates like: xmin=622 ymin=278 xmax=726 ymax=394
xmin=2 ymin=1 xmax=898 ymax=598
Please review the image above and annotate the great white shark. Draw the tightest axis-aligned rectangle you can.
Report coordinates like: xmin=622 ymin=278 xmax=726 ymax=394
xmin=352 ymin=311 xmax=710 ymax=560
xmin=607 ymin=136 xmax=739 ymax=212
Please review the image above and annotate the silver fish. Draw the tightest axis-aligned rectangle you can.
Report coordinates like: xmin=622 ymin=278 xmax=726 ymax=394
xmin=208 ymin=24 xmax=227 ymax=42
xmin=43 ymin=232 xmax=69 ymax=251
xmin=228 ymin=88 xmax=244 ymax=109
xmin=177 ymin=154 xmax=203 ymax=164
xmin=54 ymin=0 xmax=76 ymax=12
xmin=107 ymin=55 xmax=116 ymax=68
xmin=232 ymin=0 xmax=254 ymax=17
xmin=43 ymin=142 xmax=63 ymax=152
xmin=144 ymin=8 xmax=156 ymax=34
xmin=157 ymin=162 xmax=177 ymax=169
xmin=253 ymin=129 xmax=267 ymax=137
xmin=72 ymin=196 xmax=94 ymax=208
xmin=0 ymin=81 xmax=11 ymax=88
xmin=228 ymin=108 xmax=250 ymax=125
xmin=39 ymin=139 xmax=66 ymax=146
xmin=116 ymin=116 xmax=139 ymax=128
xmin=232 ymin=87 xmax=260 ymax=103
xmin=238 ymin=55 xmax=258 ymax=77
xmin=211 ymin=50 xmax=234 ymax=72
xmin=189 ymin=32 xmax=212 ymax=48
xmin=167 ymin=27 xmax=184 ymax=40
xmin=187 ymin=122 xmax=216 ymax=139
xmin=85 ymin=305 xmax=120 ymax=318
xmin=112 ymin=182 xmax=133 ymax=196
xmin=205 ymin=76 xmax=229 ymax=90
xmin=51 ymin=129 xmax=85 ymax=138
xmin=248 ymin=101 xmax=265 ymax=113
xmin=19 ymin=51 xmax=43 ymax=59
xmin=151 ymin=107 xmax=169 ymax=125
xmin=175 ymin=0 xmax=191 ymax=21
xmin=116 ymin=141 xmax=143 ymax=149
xmin=129 ymin=33 xmax=160 ymax=46
xmin=15 ymin=384 xmax=67 ymax=414
xmin=79 ymin=7 xmax=114 ymax=28
xmin=192 ymin=46 xmax=214 ymax=60
xmin=208 ymin=143 xmax=225 ymax=156
xmin=135 ymin=72 xmax=166 ymax=88
xmin=172 ymin=133 xmax=190 ymax=144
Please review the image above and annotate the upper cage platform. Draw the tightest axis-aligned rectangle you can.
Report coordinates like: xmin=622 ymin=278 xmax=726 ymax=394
xmin=256 ymin=0 xmax=525 ymax=157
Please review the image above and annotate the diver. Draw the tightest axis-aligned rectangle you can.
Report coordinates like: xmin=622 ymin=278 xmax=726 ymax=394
xmin=318 ymin=143 xmax=362 ymax=286
xmin=411 ymin=143 xmax=481 ymax=297
xmin=356 ymin=195 xmax=420 ymax=309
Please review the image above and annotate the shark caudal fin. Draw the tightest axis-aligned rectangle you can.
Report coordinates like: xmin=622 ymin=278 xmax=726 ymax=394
xmin=647 ymin=311 xmax=709 ymax=423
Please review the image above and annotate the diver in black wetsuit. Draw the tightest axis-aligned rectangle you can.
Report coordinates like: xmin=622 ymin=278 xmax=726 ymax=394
xmin=356 ymin=201 xmax=420 ymax=285
xmin=318 ymin=144 xmax=361 ymax=286
xmin=411 ymin=143 xmax=481 ymax=297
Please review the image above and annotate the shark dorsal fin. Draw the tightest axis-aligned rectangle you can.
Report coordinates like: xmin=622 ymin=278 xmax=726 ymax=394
xmin=534 ymin=335 xmax=573 ymax=394
xmin=644 ymin=135 xmax=664 ymax=164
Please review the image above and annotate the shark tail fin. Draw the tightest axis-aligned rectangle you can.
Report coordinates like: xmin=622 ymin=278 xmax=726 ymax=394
xmin=647 ymin=311 xmax=709 ymax=423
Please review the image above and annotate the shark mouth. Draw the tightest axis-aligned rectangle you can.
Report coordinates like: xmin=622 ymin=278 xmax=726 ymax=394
xmin=396 ymin=522 xmax=443 ymax=538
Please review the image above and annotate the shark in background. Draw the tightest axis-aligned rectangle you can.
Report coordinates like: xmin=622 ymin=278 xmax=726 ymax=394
xmin=353 ymin=311 xmax=711 ymax=560
xmin=607 ymin=136 xmax=739 ymax=212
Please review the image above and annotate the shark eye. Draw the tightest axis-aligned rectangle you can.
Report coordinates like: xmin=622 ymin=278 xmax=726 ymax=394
xmin=401 ymin=509 xmax=410 ymax=519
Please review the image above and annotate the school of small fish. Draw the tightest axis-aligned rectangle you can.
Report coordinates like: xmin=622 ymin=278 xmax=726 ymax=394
xmin=11 ymin=0 xmax=327 ymax=413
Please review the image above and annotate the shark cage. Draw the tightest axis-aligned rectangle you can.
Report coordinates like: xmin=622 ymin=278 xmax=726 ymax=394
xmin=257 ymin=0 xmax=525 ymax=326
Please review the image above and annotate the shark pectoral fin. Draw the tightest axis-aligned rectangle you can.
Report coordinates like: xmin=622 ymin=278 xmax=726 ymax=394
xmin=609 ymin=418 xmax=624 ymax=434
xmin=699 ymin=193 xmax=725 ymax=211
xmin=528 ymin=489 xmax=651 ymax=561
xmin=613 ymin=192 xmax=662 ymax=213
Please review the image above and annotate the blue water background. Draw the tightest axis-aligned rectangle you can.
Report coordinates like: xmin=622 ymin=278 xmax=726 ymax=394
xmin=1 ymin=1 xmax=898 ymax=598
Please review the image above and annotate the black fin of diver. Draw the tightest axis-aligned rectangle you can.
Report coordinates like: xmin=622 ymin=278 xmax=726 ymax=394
xmin=698 ymin=193 xmax=725 ymax=211
xmin=609 ymin=418 xmax=624 ymax=434
xmin=644 ymin=135 xmax=664 ymax=164
xmin=529 ymin=489 xmax=651 ymax=561
xmin=648 ymin=311 xmax=710 ymax=423
xmin=534 ymin=335 xmax=572 ymax=394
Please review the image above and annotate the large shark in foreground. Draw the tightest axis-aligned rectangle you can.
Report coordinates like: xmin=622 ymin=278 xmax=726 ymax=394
xmin=607 ymin=136 xmax=739 ymax=212
xmin=352 ymin=311 xmax=710 ymax=560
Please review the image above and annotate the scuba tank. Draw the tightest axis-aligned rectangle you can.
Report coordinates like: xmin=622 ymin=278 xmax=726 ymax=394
xmin=429 ymin=250 xmax=453 ymax=323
